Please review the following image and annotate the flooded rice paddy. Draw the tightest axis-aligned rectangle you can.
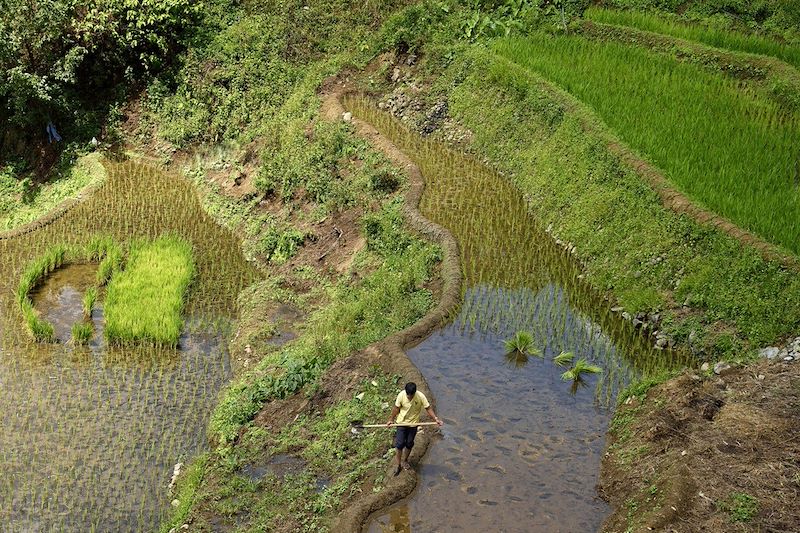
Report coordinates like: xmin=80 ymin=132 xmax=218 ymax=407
xmin=0 ymin=161 xmax=259 ymax=531
xmin=347 ymin=98 xmax=689 ymax=532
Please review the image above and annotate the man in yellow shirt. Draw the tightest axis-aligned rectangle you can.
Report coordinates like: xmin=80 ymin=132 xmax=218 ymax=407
xmin=385 ymin=382 xmax=442 ymax=475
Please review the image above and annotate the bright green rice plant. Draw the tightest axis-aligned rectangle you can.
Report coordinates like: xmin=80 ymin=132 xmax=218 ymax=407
xmin=96 ymin=244 xmax=123 ymax=286
xmin=503 ymin=330 xmax=541 ymax=356
xmin=553 ymin=351 xmax=574 ymax=367
xmin=82 ymin=287 xmax=97 ymax=319
xmin=71 ymin=322 xmax=94 ymax=345
xmin=561 ymin=358 xmax=603 ymax=381
xmin=584 ymin=7 xmax=800 ymax=69
xmin=104 ymin=234 xmax=195 ymax=347
xmin=15 ymin=244 xmax=66 ymax=341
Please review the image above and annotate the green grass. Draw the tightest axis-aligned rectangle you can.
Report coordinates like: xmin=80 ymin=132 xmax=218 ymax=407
xmin=719 ymin=492 xmax=759 ymax=522
xmin=493 ymin=33 xmax=800 ymax=255
xmin=0 ymin=153 xmax=105 ymax=232
xmin=71 ymin=322 xmax=93 ymax=345
xmin=503 ymin=331 xmax=539 ymax=356
xmin=104 ymin=234 xmax=195 ymax=347
xmin=585 ymin=7 xmax=800 ymax=69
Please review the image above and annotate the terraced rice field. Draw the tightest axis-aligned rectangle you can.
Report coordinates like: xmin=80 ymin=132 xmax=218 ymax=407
xmin=0 ymin=161 xmax=259 ymax=531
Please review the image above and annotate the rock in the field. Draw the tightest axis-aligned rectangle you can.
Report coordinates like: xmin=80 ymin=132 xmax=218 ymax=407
xmin=171 ymin=499 xmax=180 ymax=508
xmin=622 ymin=312 xmax=632 ymax=321
xmin=656 ymin=338 xmax=668 ymax=348
xmin=783 ymin=356 xmax=794 ymax=362
xmin=406 ymin=53 xmax=418 ymax=66
xmin=391 ymin=67 xmax=401 ymax=83
xmin=342 ymin=111 xmax=352 ymax=122
xmin=169 ymin=462 xmax=183 ymax=491
xmin=611 ymin=306 xmax=624 ymax=312
xmin=700 ymin=362 xmax=710 ymax=372
xmin=759 ymin=346 xmax=780 ymax=359
xmin=632 ymin=318 xmax=643 ymax=329
xmin=713 ymin=362 xmax=732 ymax=375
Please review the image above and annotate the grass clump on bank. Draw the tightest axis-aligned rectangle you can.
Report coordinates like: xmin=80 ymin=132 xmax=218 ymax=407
xmin=584 ymin=7 xmax=800 ymax=68
xmin=493 ymin=34 xmax=800 ymax=254
xmin=104 ymin=235 xmax=195 ymax=347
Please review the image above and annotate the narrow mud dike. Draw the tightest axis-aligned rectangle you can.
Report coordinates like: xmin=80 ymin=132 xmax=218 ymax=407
xmin=320 ymin=83 xmax=464 ymax=532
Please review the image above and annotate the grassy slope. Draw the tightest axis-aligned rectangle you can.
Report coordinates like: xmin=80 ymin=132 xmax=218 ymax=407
xmin=104 ymin=235 xmax=195 ymax=347
xmin=0 ymin=152 xmax=105 ymax=231
xmin=492 ymin=33 xmax=800 ymax=254
xmin=585 ymin=6 xmax=800 ymax=68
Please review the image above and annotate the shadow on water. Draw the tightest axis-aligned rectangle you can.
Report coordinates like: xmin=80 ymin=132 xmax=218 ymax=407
xmin=346 ymin=98 xmax=689 ymax=533
xmin=0 ymin=162 xmax=259 ymax=532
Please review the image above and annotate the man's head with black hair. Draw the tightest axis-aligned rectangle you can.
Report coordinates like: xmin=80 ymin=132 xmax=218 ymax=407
xmin=405 ymin=382 xmax=417 ymax=397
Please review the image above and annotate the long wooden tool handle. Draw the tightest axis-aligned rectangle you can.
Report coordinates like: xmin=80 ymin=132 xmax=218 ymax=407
xmin=359 ymin=422 xmax=440 ymax=428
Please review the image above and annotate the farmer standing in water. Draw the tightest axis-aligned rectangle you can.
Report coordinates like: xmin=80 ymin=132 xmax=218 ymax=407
xmin=386 ymin=382 xmax=443 ymax=475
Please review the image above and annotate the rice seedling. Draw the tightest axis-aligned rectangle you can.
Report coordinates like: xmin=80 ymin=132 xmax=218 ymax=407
xmin=504 ymin=330 xmax=541 ymax=357
xmin=493 ymin=34 xmax=800 ymax=254
xmin=104 ymin=235 xmax=195 ymax=347
xmin=71 ymin=322 xmax=94 ymax=345
xmin=96 ymin=244 xmax=123 ymax=285
xmin=584 ymin=7 xmax=800 ymax=69
xmin=82 ymin=287 xmax=97 ymax=319
xmin=561 ymin=358 xmax=604 ymax=382
xmin=553 ymin=351 xmax=574 ymax=367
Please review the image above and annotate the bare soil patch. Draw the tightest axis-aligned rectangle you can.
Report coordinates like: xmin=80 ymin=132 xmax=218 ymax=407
xmin=599 ymin=360 xmax=800 ymax=532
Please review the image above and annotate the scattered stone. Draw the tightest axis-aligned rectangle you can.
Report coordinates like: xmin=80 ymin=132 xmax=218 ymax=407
xmin=406 ymin=53 xmax=418 ymax=66
xmin=622 ymin=312 xmax=632 ymax=321
xmin=656 ymin=338 xmax=668 ymax=348
xmin=611 ymin=306 xmax=624 ymax=312
xmin=342 ymin=111 xmax=352 ymax=122
xmin=700 ymin=362 xmax=710 ymax=372
xmin=757 ymin=374 xmax=765 ymax=380
xmin=713 ymin=362 xmax=732 ymax=375
xmin=759 ymin=346 xmax=780 ymax=359
xmin=391 ymin=67 xmax=401 ymax=83
xmin=632 ymin=318 xmax=643 ymax=329
xmin=783 ymin=356 xmax=794 ymax=362
xmin=181 ymin=525 xmax=189 ymax=531
xmin=171 ymin=499 xmax=180 ymax=508
xmin=245 ymin=344 xmax=252 ymax=355
xmin=169 ymin=462 xmax=183 ymax=491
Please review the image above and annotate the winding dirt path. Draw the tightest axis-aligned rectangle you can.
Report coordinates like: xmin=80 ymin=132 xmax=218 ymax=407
xmin=320 ymin=81 xmax=464 ymax=532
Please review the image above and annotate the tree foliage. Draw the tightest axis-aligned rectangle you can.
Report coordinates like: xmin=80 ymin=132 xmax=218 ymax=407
xmin=0 ymin=0 xmax=202 ymax=144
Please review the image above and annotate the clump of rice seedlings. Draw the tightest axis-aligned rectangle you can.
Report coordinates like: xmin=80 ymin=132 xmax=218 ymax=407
xmin=15 ymin=244 xmax=67 ymax=341
xmin=561 ymin=358 xmax=603 ymax=382
xmin=82 ymin=287 xmax=97 ymax=319
xmin=96 ymin=244 xmax=123 ymax=286
xmin=553 ymin=351 xmax=574 ymax=367
xmin=71 ymin=322 xmax=93 ymax=345
xmin=504 ymin=331 xmax=540 ymax=356
xmin=84 ymin=235 xmax=116 ymax=261
xmin=104 ymin=234 xmax=195 ymax=347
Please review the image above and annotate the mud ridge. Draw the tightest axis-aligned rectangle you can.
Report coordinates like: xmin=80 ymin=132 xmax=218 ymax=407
xmin=320 ymin=81 xmax=463 ymax=532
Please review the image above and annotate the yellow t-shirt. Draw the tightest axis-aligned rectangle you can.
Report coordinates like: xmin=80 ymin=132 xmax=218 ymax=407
xmin=395 ymin=390 xmax=430 ymax=424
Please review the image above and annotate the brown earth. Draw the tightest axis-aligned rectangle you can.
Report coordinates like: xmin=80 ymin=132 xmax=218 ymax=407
xmin=599 ymin=359 xmax=800 ymax=533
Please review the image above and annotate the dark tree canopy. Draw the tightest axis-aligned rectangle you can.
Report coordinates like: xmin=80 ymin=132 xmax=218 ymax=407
xmin=0 ymin=0 xmax=202 ymax=153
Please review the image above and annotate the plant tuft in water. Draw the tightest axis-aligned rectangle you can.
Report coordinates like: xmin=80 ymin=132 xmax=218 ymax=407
xmin=71 ymin=322 xmax=93 ymax=345
xmin=553 ymin=351 xmax=575 ymax=367
xmin=503 ymin=331 xmax=541 ymax=357
xmin=82 ymin=287 xmax=97 ymax=319
xmin=561 ymin=358 xmax=603 ymax=381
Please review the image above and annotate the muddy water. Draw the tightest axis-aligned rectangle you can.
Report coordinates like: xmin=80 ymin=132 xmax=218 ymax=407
xmin=350 ymin=99 xmax=688 ymax=532
xmin=0 ymin=161 xmax=259 ymax=532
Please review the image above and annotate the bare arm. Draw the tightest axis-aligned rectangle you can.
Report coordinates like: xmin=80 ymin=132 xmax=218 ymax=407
xmin=426 ymin=406 xmax=443 ymax=426
xmin=386 ymin=405 xmax=400 ymax=426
